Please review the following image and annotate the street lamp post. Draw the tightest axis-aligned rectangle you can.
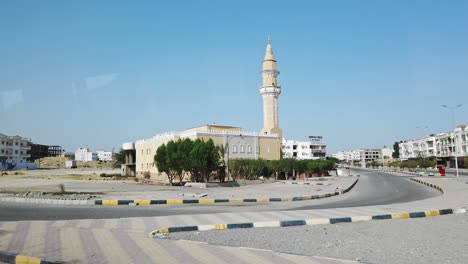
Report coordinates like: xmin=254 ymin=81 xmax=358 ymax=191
xmin=442 ymin=104 xmax=462 ymax=178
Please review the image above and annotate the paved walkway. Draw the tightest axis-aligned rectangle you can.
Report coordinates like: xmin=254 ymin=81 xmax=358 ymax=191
xmin=0 ymin=221 xmax=355 ymax=263
xmin=1 ymin=176 xmax=467 ymax=263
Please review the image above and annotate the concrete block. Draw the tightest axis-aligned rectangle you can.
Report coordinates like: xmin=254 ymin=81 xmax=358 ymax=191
xmin=253 ymin=221 xmax=281 ymax=228
xmin=351 ymin=216 xmax=372 ymax=222
xmin=184 ymin=182 xmax=206 ymax=188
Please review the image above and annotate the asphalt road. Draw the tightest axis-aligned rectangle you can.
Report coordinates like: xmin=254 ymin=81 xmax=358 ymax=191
xmin=0 ymin=170 xmax=440 ymax=221
xmin=291 ymin=168 xmax=441 ymax=210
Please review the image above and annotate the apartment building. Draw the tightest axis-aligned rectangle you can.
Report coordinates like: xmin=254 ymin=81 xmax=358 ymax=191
xmin=0 ymin=133 xmax=35 ymax=170
xmin=399 ymin=135 xmax=437 ymax=159
xmin=332 ymin=150 xmax=362 ymax=163
xmin=400 ymin=124 xmax=468 ymax=167
xmin=360 ymin=147 xmax=394 ymax=166
xmin=96 ymin=151 xmax=113 ymax=162
xmin=455 ymin=125 xmax=468 ymax=158
xmin=332 ymin=147 xmax=393 ymax=166
xmin=75 ymin=147 xmax=98 ymax=162
xmin=282 ymin=139 xmax=326 ymax=160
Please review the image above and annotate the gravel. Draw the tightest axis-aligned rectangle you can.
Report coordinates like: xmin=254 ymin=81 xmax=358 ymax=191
xmin=168 ymin=212 xmax=468 ymax=264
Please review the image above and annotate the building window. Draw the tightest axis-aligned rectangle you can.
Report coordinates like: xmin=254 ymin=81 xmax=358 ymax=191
xmin=267 ymin=146 xmax=270 ymax=153
xmin=240 ymin=145 xmax=244 ymax=153
xmin=141 ymin=150 xmax=144 ymax=156
xmin=141 ymin=164 xmax=143 ymax=170
xmin=247 ymin=145 xmax=251 ymax=153
xmin=15 ymin=150 xmax=18 ymax=154
xmin=233 ymin=145 xmax=237 ymax=153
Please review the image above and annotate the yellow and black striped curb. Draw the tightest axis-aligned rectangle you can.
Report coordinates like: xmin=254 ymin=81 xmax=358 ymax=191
xmin=149 ymin=208 xmax=466 ymax=235
xmin=94 ymin=179 xmax=359 ymax=206
xmin=410 ymin=178 xmax=444 ymax=193
xmin=0 ymin=251 xmax=64 ymax=264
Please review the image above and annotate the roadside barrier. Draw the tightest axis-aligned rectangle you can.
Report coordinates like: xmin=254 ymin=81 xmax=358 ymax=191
xmin=410 ymin=178 xmax=444 ymax=193
xmin=0 ymin=250 xmax=64 ymax=264
xmin=94 ymin=179 xmax=359 ymax=206
xmin=150 ymin=208 xmax=466 ymax=235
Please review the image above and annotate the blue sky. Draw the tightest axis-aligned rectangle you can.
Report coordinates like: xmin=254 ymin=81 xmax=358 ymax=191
xmin=1 ymin=0 xmax=467 ymax=153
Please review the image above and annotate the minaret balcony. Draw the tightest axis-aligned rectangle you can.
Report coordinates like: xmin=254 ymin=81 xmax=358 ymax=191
xmin=259 ymin=85 xmax=281 ymax=95
xmin=260 ymin=70 xmax=280 ymax=77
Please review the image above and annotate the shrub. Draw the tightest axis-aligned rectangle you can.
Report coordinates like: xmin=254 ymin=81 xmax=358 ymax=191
xmin=143 ymin=171 xmax=151 ymax=179
xmin=58 ymin=184 xmax=66 ymax=194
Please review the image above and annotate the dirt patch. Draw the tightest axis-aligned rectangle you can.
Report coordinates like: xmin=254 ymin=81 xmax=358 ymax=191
xmin=35 ymin=157 xmax=114 ymax=169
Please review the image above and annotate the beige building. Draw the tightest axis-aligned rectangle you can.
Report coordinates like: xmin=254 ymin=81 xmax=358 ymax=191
xmin=123 ymin=38 xmax=283 ymax=181
xmin=132 ymin=124 xmax=280 ymax=180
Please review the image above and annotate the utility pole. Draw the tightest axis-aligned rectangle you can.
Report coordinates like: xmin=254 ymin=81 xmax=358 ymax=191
xmin=442 ymin=104 xmax=462 ymax=178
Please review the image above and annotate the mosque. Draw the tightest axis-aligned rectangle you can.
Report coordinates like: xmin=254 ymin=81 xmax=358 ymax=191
xmin=121 ymin=38 xmax=283 ymax=180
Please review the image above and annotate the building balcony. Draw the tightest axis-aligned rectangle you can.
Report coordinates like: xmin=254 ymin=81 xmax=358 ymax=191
xmin=311 ymin=150 xmax=326 ymax=153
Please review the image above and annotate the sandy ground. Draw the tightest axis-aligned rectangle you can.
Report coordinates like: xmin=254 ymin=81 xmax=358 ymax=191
xmin=0 ymin=168 xmax=357 ymax=200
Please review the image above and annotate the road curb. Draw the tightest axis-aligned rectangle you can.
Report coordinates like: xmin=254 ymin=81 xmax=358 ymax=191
xmin=0 ymin=250 xmax=64 ymax=264
xmin=0 ymin=195 xmax=95 ymax=206
xmin=149 ymin=208 xmax=466 ymax=235
xmin=95 ymin=179 xmax=359 ymax=206
xmin=410 ymin=178 xmax=444 ymax=193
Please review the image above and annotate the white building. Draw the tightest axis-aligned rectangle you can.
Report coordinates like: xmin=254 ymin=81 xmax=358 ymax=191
xmin=332 ymin=147 xmax=393 ymax=166
xmin=360 ymin=147 xmax=393 ymax=165
xmin=399 ymin=124 xmax=468 ymax=167
xmin=332 ymin=150 xmax=362 ymax=163
xmin=399 ymin=135 xmax=438 ymax=159
xmin=0 ymin=133 xmax=36 ymax=170
xmin=74 ymin=147 xmax=97 ymax=162
xmin=282 ymin=139 xmax=327 ymax=160
xmin=96 ymin=151 xmax=113 ymax=162
xmin=455 ymin=125 xmax=468 ymax=158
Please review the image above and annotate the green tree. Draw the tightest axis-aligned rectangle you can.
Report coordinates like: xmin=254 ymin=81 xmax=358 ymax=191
xmin=416 ymin=157 xmax=436 ymax=169
xmin=392 ymin=142 xmax=400 ymax=159
xmin=279 ymin=158 xmax=296 ymax=179
xmin=228 ymin=159 xmax=241 ymax=181
xmin=216 ymin=144 xmax=226 ymax=182
xmin=177 ymin=138 xmax=193 ymax=183
xmin=154 ymin=144 xmax=177 ymax=185
xmin=463 ymin=156 xmax=468 ymax=169
xmin=188 ymin=139 xmax=220 ymax=182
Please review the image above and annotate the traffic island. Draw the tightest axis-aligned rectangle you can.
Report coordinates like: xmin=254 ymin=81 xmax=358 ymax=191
xmin=95 ymin=178 xmax=359 ymax=206
xmin=149 ymin=208 xmax=466 ymax=236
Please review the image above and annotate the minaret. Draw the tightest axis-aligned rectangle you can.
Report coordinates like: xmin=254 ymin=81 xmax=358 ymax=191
xmin=259 ymin=36 xmax=282 ymax=139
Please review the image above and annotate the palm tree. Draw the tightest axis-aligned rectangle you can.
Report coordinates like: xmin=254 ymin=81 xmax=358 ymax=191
xmin=112 ymin=149 xmax=126 ymax=169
